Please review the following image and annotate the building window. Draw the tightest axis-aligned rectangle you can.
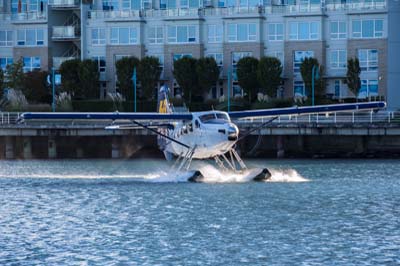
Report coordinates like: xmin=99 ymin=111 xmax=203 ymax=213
xmin=266 ymin=51 xmax=284 ymax=69
xmin=330 ymin=21 xmax=346 ymax=39
xmin=232 ymin=52 xmax=252 ymax=81
xmin=207 ymin=25 xmax=223 ymax=43
xmin=92 ymin=56 xmax=106 ymax=73
xmin=294 ymin=81 xmax=305 ymax=96
xmin=173 ymin=54 xmax=192 ymax=61
xmin=11 ymin=0 xmax=27 ymax=13
xmin=239 ymin=0 xmax=260 ymax=7
xmin=289 ymin=21 xmax=320 ymax=40
xmin=91 ymin=28 xmax=106 ymax=45
xmin=0 ymin=57 xmax=13 ymax=71
xmin=0 ymin=30 xmax=13 ymax=47
xmin=358 ymin=49 xmax=378 ymax=72
xmin=352 ymin=19 xmax=383 ymax=39
xmin=207 ymin=53 xmax=223 ymax=76
xmin=122 ymin=0 xmax=141 ymax=10
xmin=160 ymin=0 xmax=176 ymax=9
xmin=228 ymin=23 xmax=256 ymax=42
xmin=359 ymin=79 xmax=378 ymax=98
xmin=218 ymin=0 xmax=235 ymax=7
xmin=334 ymin=79 xmax=341 ymax=98
xmin=23 ymin=57 xmax=41 ymax=72
xmin=293 ymin=50 xmax=314 ymax=73
xmin=330 ymin=50 xmax=347 ymax=69
xmin=148 ymin=26 xmax=163 ymax=44
xmin=110 ymin=27 xmax=138 ymax=44
xmin=167 ymin=25 xmax=196 ymax=43
xmin=17 ymin=29 xmax=44 ymax=46
xmin=268 ymin=23 xmax=283 ymax=41
xmin=102 ymin=0 xmax=119 ymax=10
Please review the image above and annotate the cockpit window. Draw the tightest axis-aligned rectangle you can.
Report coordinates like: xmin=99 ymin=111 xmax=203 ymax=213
xmin=199 ymin=113 xmax=229 ymax=124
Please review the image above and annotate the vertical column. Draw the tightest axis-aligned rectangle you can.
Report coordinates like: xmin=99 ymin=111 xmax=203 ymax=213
xmin=276 ymin=135 xmax=285 ymax=159
xmin=111 ymin=137 xmax=120 ymax=159
xmin=23 ymin=137 xmax=33 ymax=159
xmin=48 ymin=136 xmax=57 ymax=159
xmin=5 ymin=136 xmax=15 ymax=160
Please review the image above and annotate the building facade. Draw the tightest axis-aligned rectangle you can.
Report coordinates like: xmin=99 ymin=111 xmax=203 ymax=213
xmin=1 ymin=0 xmax=398 ymax=108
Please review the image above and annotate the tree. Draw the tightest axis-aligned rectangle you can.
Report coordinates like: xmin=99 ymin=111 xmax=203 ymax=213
xmin=236 ymin=57 xmax=259 ymax=102
xmin=300 ymin=57 xmax=324 ymax=97
xmin=115 ymin=56 xmax=140 ymax=101
xmin=59 ymin=59 xmax=81 ymax=96
xmin=23 ymin=70 xmax=51 ymax=103
xmin=173 ymin=57 xmax=198 ymax=102
xmin=196 ymin=57 xmax=220 ymax=98
xmin=345 ymin=57 xmax=361 ymax=98
xmin=137 ymin=56 xmax=162 ymax=100
xmin=6 ymin=58 xmax=25 ymax=91
xmin=79 ymin=59 xmax=100 ymax=99
xmin=257 ymin=56 xmax=282 ymax=98
xmin=0 ymin=68 xmax=4 ymax=99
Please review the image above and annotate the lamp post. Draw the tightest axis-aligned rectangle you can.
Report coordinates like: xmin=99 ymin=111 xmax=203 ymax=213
xmin=311 ymin=65 xmax=319 ymax=106
xmin=227 ymin=66 xmax=231 ymax=112
xmin=52 ymin=67 xmax=55 ymax=112
xmin=132 ymin=67 xmax=137 ymax=112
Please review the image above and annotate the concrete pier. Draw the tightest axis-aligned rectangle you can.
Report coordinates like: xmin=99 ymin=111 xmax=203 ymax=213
xmin=48 ymin=137 xmax=57 ymax=159
xmin=23 ymin=137 xmax=32 ymax=159
xmin=5 ymin=136 xmax=15 ymax=159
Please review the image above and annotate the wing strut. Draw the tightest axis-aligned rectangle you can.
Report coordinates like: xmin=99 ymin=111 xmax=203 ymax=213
xmin=126 ymin=120 xmax=191 ymax=149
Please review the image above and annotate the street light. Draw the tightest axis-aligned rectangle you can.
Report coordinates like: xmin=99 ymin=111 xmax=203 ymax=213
xmin=311 ymin=65 xmax=319 ymax=106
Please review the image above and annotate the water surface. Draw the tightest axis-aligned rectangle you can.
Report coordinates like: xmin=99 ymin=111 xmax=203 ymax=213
xmin=0 ymin=159 xmax=399 ymax=265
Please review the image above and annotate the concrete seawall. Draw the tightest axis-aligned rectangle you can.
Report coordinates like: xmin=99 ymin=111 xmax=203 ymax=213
xmin=1 ymin=122 xmax=400 ymax=159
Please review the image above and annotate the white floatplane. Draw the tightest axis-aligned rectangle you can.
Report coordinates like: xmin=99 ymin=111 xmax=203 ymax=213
xmin=21 ymin=87 xmax=386 ymax=182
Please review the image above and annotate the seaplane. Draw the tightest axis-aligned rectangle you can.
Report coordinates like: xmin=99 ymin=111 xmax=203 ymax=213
xmin=21 ymin=86 xmax=386 ymax=182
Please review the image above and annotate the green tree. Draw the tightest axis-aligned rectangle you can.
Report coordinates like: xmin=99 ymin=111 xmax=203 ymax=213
xmin=236 ymin=57 xmax=259 ymax=103
xmin=137 ymin=56 xmax=162 ymax=100
xmin=345 ymin=57 xmax=361 ymax=98
xmin=23 ymin=70 xmax=51 ymax=103
xmin=257 ymin=56 xmax=282 ymax=98
xmin=300 ymin=57 xmax=324 ymax=97
xmin=0 ymin=68 xmax=4 ymax=99
xmin=59 ymin=59 xmax=81 ymax=96
xmin=79 ymin=59 xmax=100 ymax=99
xmin=173 ymin=57 xmax=198 ymax=102
xmin=115 ymin=56 xmax=140 ymax=101
xmin=196 ymin=57 xmax=220 ymax=98
xmin=6 ymin=58 xmax=25 ymax=91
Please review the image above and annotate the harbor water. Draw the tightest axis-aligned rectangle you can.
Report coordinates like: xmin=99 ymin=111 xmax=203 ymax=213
xmin=0 ymin=159 xmax=399 ymax=265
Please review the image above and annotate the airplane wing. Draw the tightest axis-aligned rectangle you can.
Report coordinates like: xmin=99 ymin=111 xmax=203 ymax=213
xmin=21 ymin=112 xmax=193 ymax=121
xmin=228 ymin=101 xmax=386 ymax=119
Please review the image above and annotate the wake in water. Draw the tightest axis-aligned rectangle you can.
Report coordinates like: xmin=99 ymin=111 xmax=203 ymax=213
xmin=0 ymin=159 xmax=309 ymax=183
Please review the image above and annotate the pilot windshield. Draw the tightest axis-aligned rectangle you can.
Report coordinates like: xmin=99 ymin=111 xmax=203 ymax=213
xmin=199 ymin=113 xmax=229 ymax=124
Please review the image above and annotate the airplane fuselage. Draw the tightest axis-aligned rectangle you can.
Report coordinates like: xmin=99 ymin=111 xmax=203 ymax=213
xmin=161 ymin=111 xmax=239 ymax=159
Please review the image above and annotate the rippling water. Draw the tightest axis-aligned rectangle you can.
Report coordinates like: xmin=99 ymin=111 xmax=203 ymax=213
xmin=0 ymin=159 xmax=399 ymax=265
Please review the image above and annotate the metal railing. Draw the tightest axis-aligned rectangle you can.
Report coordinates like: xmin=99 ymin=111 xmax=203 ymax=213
xmin=49 ymin=0 xmax=79 ymax=7
xmin=0 ymin=113 xmax=21 ymax=125
xmin=0 ymin=11 xmax=47 ymax=21
xmin=235 ymin=111 xmax=400 ymax=126
xmin=52 ymin=26 xmax=79 ymax=39
xmin=326 ymin=1 xmax=386 ymax=11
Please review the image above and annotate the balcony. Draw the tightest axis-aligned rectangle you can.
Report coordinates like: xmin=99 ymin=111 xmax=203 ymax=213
xmin=326 ymin=1 xmax=386 ymax=13
xmin=53 ymin=57 xmax=76 ymax=69
xmin=203 ymin=6 xmax=263 ymax=17
xmin=0 ymin=11 xmax=47 ymax=22
xmin=49 ymin=0 xmax=80 ymax=9
xmin=52 ymin=26 xmax=80 ymax=40
xmin=88 ymin=10 xmax=141 ymax=21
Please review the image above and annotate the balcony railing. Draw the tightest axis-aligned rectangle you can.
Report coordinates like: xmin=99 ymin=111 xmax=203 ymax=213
xmin=52 ymin=26 xmax=79 ymax=39
xmin=0 ymin=11 xmax=47 ymax=21
xmin=53 ymin=57 xmax=76 ymax=69
xmin=326 ymin=1 xmax=386 ymax=11
xmin=145 ymin=8 xmax=203 ymax=18
xmin=49 ymin=0 xmax=80 ymax=8
xmin=89 ymin=10 xmax=141 ymax=20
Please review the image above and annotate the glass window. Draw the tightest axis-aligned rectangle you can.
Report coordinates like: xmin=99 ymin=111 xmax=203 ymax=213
xmin=359 ymin=79 xmax=378 ymax=98
xmin=293 ymin=50 xmax=314 ymax=73
xmin=148 ymin=26 xmax=163 ymax=44
xmin=358 ymin=49 xmax=378 ymax=72
xmin=0 ymin=31 xmax=13 ymax=46
xmin=352 ymin=19 xmax=383 ymax=38
xmin=330 ymin=21 xmax=346 ymax=39
xmin=92 ymin=56 xmax=106 ymax=72
xmin=110 ymin=27 xmax=137 ymax=44
xmin=130 ymin=28 xmax=137 ymax=43
xmin=268 ymin=23 xmax=283 ymax=41
xmin=16 ymin=29 xmax=44 ymax=46
xmin=208 ymin=25 xmax=222 ymax=43
xmin=330 ymin=50 xmax=347 ymax=69
xmin=0 ymin=58 xmax=13 ymax=70
xmin=23 ymin=57 xmax=41 ymax=72
xmin=26 ymin=29 xmax=36 ymax=46
xmin=167 ymin=25 xmax=196 ymax=43
xmin=289 ymin=21 xmax=319 ymax=40
xmin=227 ymin=23 xmax=256 ymax=42
xmin=92 ymin=28 xmax=106 ymax=45
xmin=362 ymin=20 xmax=374 ymax=38
xmin=294 ymin=81 xmax=305 ymax=96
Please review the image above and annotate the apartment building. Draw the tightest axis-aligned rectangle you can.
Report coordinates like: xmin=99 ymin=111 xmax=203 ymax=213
xmin=1 ymin=0 xmax=399 ymax=109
